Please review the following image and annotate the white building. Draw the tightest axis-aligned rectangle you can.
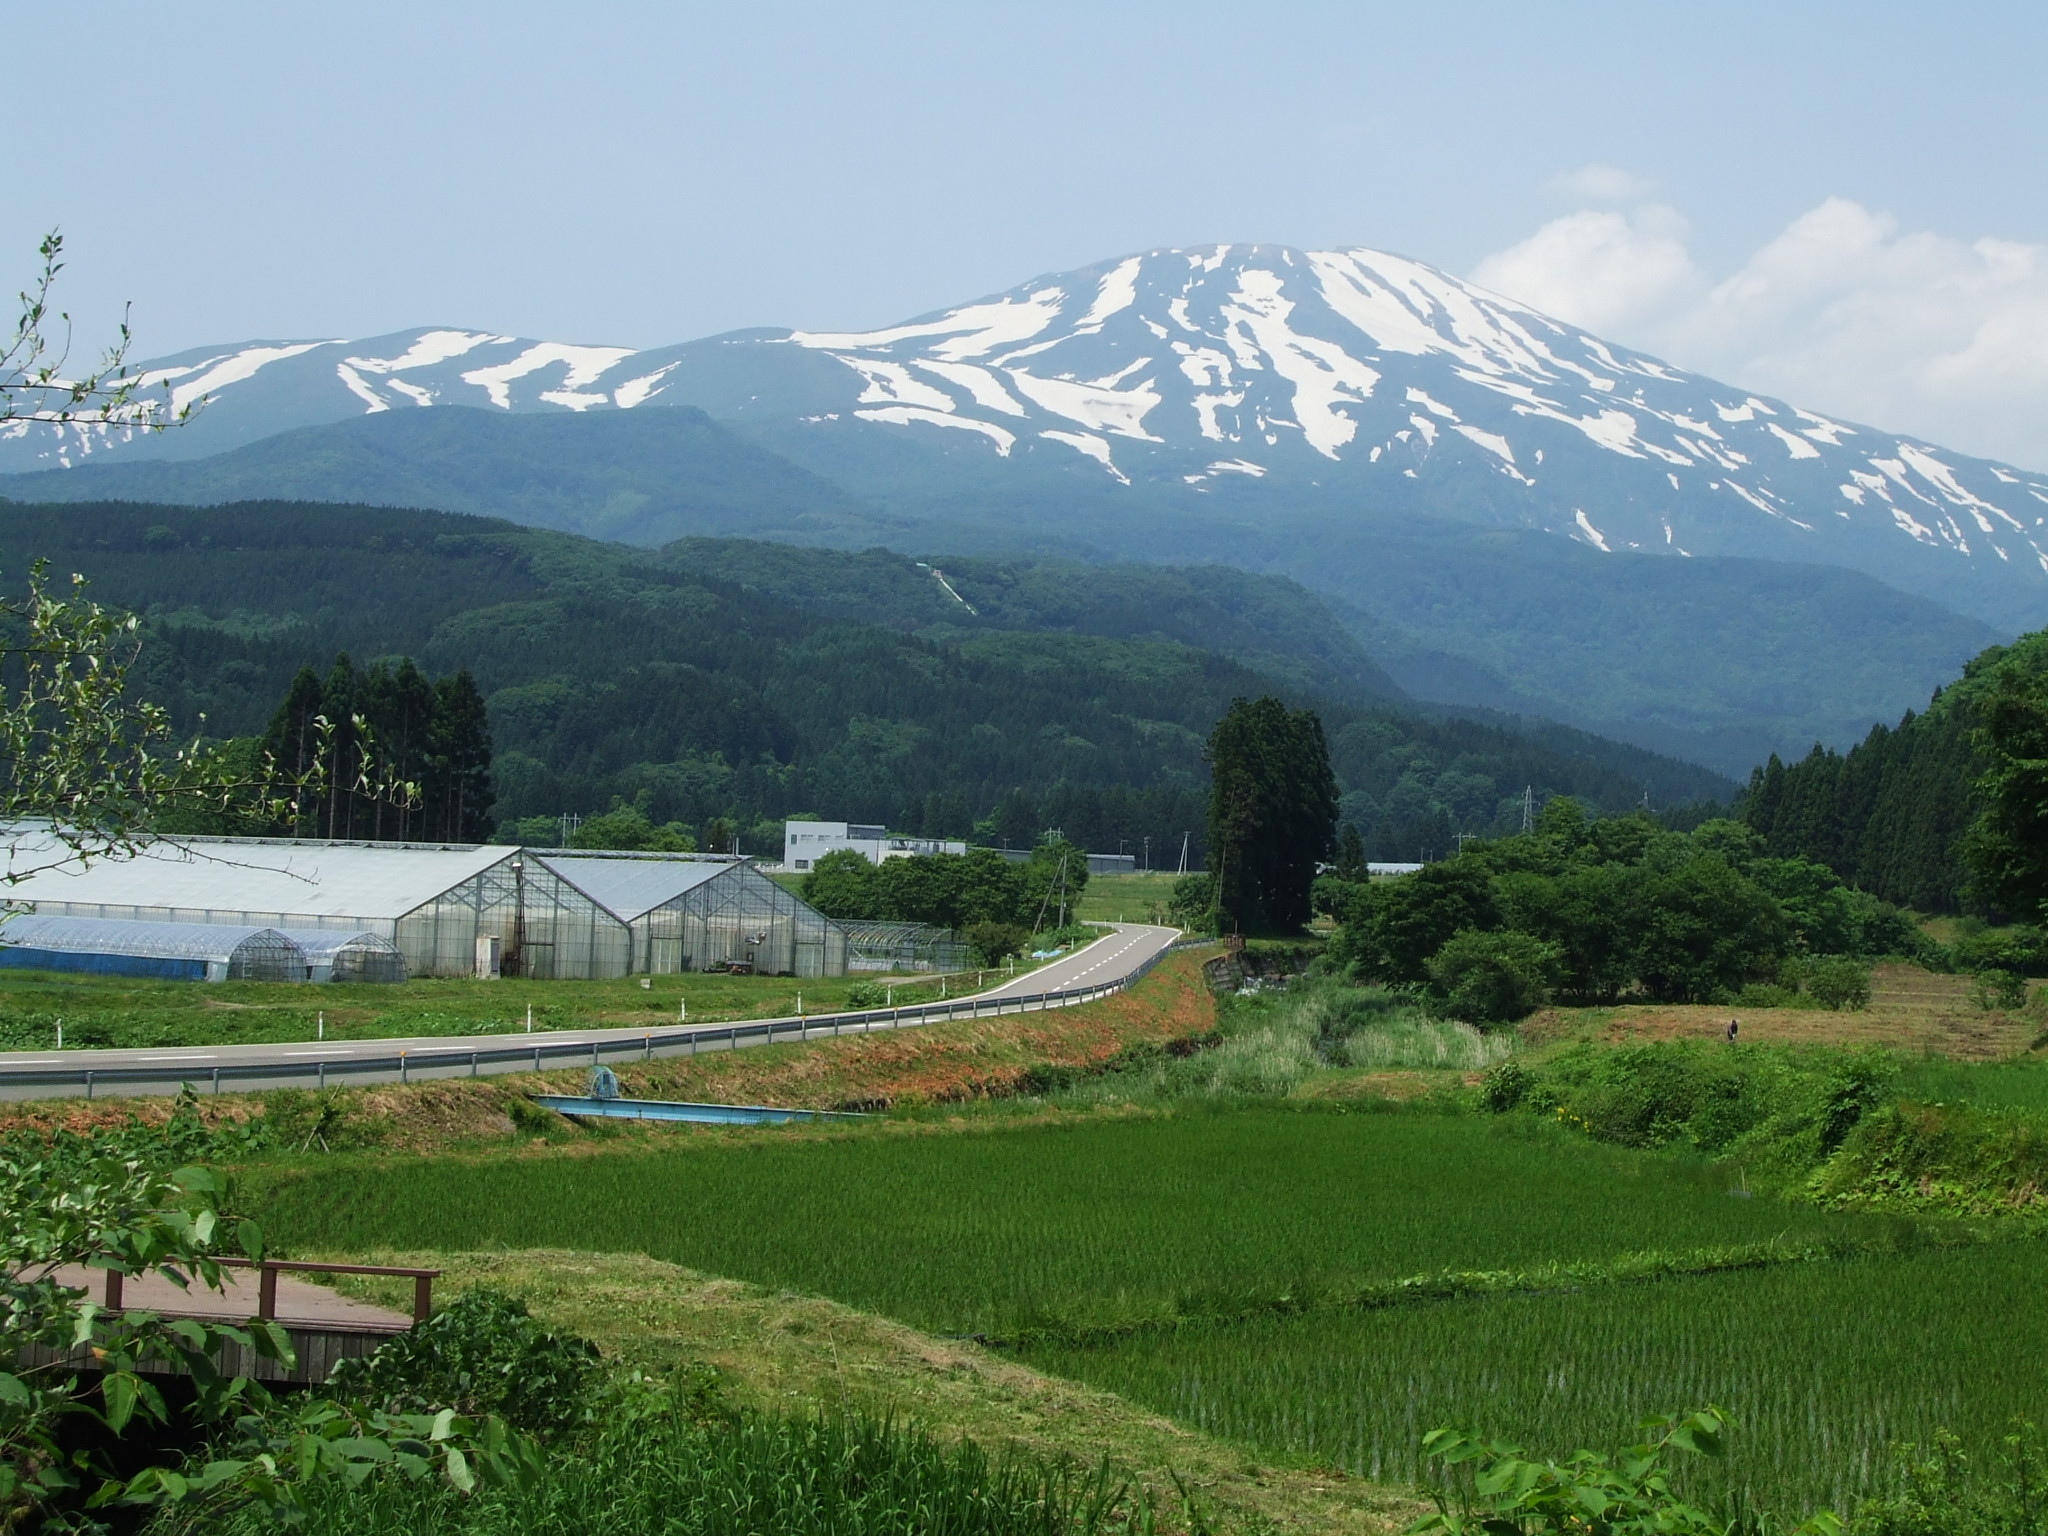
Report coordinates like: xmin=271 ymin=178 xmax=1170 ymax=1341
xmin=782 ymin=821 xmax=966 ymax=872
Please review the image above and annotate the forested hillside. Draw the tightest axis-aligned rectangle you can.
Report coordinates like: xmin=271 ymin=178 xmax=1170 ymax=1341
xmin=1743 ymin=633 xmax=2048 ymax=913
xmin=0 ymin=498 xmax=1731 ymax=858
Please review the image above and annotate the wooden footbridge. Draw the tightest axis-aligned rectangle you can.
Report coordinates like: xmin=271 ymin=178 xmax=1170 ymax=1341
xmin=19 ymin=1259 xmax=433 ymax=1384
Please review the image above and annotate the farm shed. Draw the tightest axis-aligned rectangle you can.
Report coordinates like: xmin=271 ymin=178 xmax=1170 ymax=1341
xmin=0 ymin=915 xmax=307 ymax=982
xmin=276 ymin=929 xmax=410 ymax=984
xmin=537 ymin=853 xmax=848 ymax=977
xmin=2 ymin=834 xmax=625 ymax=980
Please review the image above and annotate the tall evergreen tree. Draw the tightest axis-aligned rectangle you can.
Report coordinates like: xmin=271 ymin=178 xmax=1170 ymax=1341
xmin=430 ymin=669 xmax=495 ymax=842
xmin=1205 ymin=695 xmax=1338 ymax=934
xmin=260 ymin=665 xmax=328 ymax=836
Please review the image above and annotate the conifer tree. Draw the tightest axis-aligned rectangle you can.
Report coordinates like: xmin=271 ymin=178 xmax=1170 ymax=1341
xmin=1205 ymin=695 xmax=1338 ymax=934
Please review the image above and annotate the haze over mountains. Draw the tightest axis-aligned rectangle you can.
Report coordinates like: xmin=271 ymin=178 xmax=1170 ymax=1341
xmin=2 ymin=242 xmax=2035 ymax=777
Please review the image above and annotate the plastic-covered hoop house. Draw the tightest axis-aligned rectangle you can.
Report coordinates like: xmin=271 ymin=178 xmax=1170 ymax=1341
xmin=277 ymin=929 xmax=409 ymax=984
xmin=0 ymin=916 xmax=308 ymax=982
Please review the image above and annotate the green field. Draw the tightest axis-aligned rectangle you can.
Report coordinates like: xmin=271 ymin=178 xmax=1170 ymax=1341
xmin=1074 ymin=871 xmax=1181 ymax=924
xmin=0 ymin=967 xmax=965 ymax=1053
xmin=1025 ymin=1238 xmax=2048 ymax=1516
xmin=257 ymin=1107 xmax=1889 ymax=1340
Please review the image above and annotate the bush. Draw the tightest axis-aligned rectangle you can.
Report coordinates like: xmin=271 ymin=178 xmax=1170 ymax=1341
xmin=1166 ymin=873 xmax=1218 ymax=932
xmin=965 ymin=920 xmax=1030 ymax=966
xmin=326 ymin=1288 xmax=601 ymax=1439
xmin=1807 ymin=956 xmax=1873 ymax=1011
xmin=1479 ymin=1059 xmax=1532 ymax=1112
xmin=1855 ymin=1424 xmax=2048 ymax=1536
xmin=844 ymin=981 xmax=889 ymax=1008
xmin=1425 ymin=929 xmax=1561 ymax=1025
xmin=1972 ymin=968 xmax=2029 ymax=1012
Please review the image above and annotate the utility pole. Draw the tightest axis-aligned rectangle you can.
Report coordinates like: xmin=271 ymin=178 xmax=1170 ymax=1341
xmin=1177 ymin=832 xmax=1190 ymax=876
xmin=1521 ymin=786 xmax=1534 ymax=835
xmin=1142 ymin=834 xmax=1150 ymax=872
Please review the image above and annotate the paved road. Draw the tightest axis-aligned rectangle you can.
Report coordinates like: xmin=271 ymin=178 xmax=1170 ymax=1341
xmin=0 ymin=922 xmax=1184 ymax=1101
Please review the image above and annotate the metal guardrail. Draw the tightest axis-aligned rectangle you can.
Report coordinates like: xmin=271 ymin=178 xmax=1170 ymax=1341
xmin=0 ymin=937 xmax=1178 ymax=1102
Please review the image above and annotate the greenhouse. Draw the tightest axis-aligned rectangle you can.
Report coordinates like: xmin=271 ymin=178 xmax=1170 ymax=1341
xmin=837 ymin=921 xmax=973 ymax=973
xmin=538 ymin=853 xmax=848 ymax=977
xmin=277 ymin=929 xmax=410 ymax=984
xmin=3 ymin=833 xmax=625 ymax=980
xmin=0 ymin=915 xmax=308 ymax=982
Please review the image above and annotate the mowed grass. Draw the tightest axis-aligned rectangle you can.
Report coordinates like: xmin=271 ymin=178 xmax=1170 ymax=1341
xmin=256 ymin=1107 xmax=1888 ymax=1338
xmin=0 ymin=967 xmax=970 ymax=1053
xmin=1024 ymin=1238 xmax=2048 ymax=1519
xmin=1074 ymin=872 xmax=1181 ymax=924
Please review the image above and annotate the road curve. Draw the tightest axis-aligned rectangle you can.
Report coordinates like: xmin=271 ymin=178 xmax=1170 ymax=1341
xmin=0 ymin=923 xmax=1184 ymax=1102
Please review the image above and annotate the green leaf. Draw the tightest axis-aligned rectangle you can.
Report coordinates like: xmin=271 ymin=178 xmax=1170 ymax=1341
xmin=102 ymin=1370 xmax=140 ymax=1433
xmin=443 ymin=1445 xmax=475 ymax=1493
xmin=237 ymin=1218 xmax=266 ymax=1265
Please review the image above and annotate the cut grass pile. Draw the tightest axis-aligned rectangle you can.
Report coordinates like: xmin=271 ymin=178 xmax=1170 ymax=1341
xmin=254 ymin=1107 xmax=1894 ymax=1340
xmin=1022 ymin=1237 xmax=2048 ymax=1519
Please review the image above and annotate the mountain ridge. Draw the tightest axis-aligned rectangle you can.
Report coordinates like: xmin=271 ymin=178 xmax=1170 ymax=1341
xmin=9 ymin=243 xmax=2047 ymax=629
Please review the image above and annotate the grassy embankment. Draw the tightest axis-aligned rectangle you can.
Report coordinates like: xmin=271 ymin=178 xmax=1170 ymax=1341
xmin=0 ymin=942 xmax=1222 ymax=1147
xmin=0 ymin=922 xmax=1125 ymax=1056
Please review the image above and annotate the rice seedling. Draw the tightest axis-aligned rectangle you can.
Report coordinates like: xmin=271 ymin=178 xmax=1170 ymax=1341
xmin=190 ymin=1403 xmax=1147 ymax=1536
xmin=1023 ymin=1238 xmax=2048 ymax=1519
xmin=257 ymin=1106 xmax=1893 ymax=1339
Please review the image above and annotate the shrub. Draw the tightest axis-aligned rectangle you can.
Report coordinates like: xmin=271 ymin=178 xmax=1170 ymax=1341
xmin=1166 ymin=873 xmax=1218 ymax=932
xmin=844 ymin=981 xmax=889 ymax=1008
xmin=1425 ymin=929 xmax=1561 ymax=1025
xmin=1807 ymin=957 xmax=1873 ymax=1012
xmin=1972 ymin=968 xmax=2029 ymax=1012
xmin=326 ymin=1288 xmax=601 ymax=1439
xmin=965 ymin=920 xmax=1030 ymax=967
xmin=1479 ymin=1059 xmax=1531 ymax=1112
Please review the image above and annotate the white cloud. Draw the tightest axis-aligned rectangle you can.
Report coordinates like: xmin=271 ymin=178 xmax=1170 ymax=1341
xmin=1548 ymin=163 xmax=1656 ymax=202
xmin=1471 ymin=204 xmax=1703 ymax=337
xmin=1473 ymin=196 xmax=2048 ymax=472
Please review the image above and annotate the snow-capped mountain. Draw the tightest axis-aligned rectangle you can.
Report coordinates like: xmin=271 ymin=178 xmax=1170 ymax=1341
xmin=8 ymin=243 xmax=2048 ymax=627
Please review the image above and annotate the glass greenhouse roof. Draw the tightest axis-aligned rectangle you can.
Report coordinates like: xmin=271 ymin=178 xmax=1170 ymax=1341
xmin=537 ymin=855 xmax=742 ymax=922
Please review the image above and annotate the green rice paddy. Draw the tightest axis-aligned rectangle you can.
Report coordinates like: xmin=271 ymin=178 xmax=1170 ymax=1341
xmin=1025 ymin=1237 xmax=2048 ymax=1516
xmin=260 ymin=1106 xmax=1885 ymax=1339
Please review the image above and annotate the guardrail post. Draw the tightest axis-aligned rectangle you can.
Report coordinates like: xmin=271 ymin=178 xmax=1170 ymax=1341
xmin=471 ymin=1052 xmax=479 ymax=1077
xmin=258 ymin=1262 xmax=278 ymax=1321
xmin=317 ymin=1062 xmax=326 ymax=1091
xmin=644 ymin=1033 xmax=652 ymax=1061
xmin=85 ymin=1070 xmax=93 ymax=1100
xmin=212 ymin=1066 xmax=220 ymax=1095
xmin=400 ymin=1052 xmax=409 ymax=1086
xmin=534 ymin=1045 xmax=541 ymax=1072
xmin=413 ymin=1272 xmax=433 ymax=1323
xmin=104 ymin=1269 xmax=123 ymax=1310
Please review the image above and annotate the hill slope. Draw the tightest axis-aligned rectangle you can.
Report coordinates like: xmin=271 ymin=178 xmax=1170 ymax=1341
xmin=9 ymin=248 xmax=2048 ymax=630
xmin=0 ymin=498 xmax=1732 ymax=859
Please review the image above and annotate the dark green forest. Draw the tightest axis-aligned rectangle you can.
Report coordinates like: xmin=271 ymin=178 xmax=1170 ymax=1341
xmin=0 ymin=497 xmax=1731 ymax=860
xmin=1742 ymin=633 xmax=2048 ymax=914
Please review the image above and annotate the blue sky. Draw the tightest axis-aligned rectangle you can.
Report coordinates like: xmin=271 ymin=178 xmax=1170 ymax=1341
xmin=17 ymin=2 xmax=2048 ymax=464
